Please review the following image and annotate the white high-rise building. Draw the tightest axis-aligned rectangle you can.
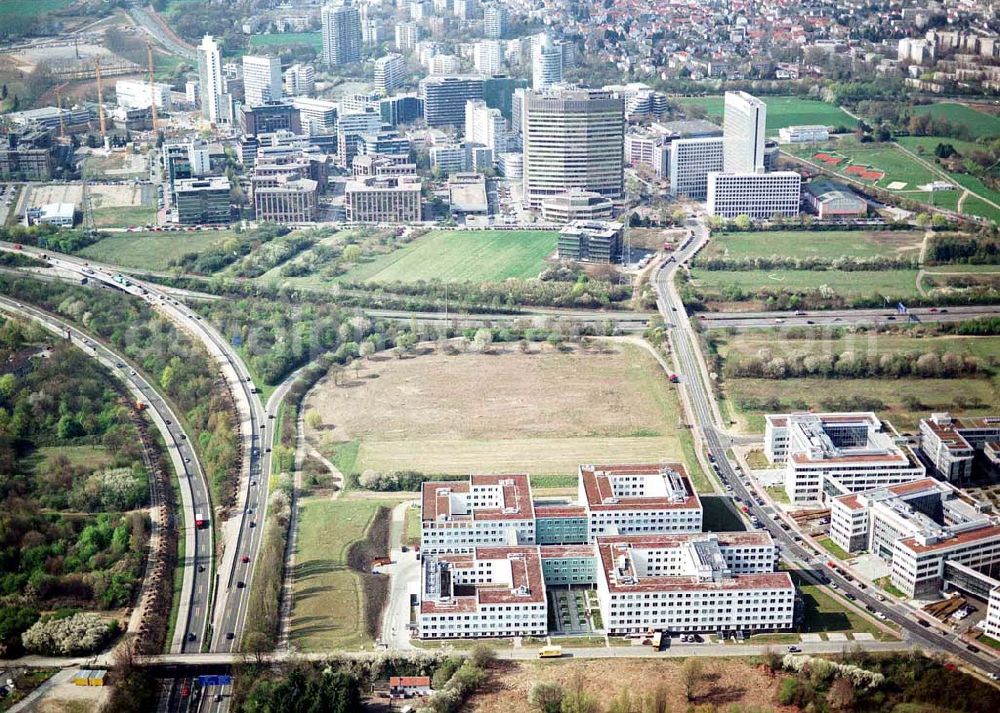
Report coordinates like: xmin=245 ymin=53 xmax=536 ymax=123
xmin=242 ymin=55 xmax=283 ymax=106
xmin=723 ymin=90 xmax=767 ymax=173
xmin=464 ymin=99 xmax=507 ymax=154
xmin=283 ymin=63 xmax=315 ymax=97
xmin=115 ymin=79 xmax=172 ymax=111
xmin=473 ymin=40 xmax=503 ymax=76
xmin=374 ymin=53 xmax=406 ymax=96
xmin=531 ymin=34 xmax=563 ymax=90
xmin=483 ymin=3 xmax=508 ymax=39
xmin=197 ymin=35 xmax=227 ymax=123
xmin=395 ymin=21 xmax=421 ymax=52
xmin=321 ymin=2 xmax=362 ymax=67
xmin=522 ymin=87 xmax=624 ymax=209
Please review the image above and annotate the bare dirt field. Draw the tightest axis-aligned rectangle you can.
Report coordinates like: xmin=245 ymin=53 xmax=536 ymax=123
xmin=25 ymin=183 xmax=84 ymax=207
xmin=89 ymin=181 xmax=146 ymax=207
xmin=305 ymin=341 xmax=685 ymax=476
xmin=469 ymin=658 xmax=795 ymax=713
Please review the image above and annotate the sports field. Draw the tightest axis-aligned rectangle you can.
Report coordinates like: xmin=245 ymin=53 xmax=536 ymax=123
xmin=795 ymin=141 xmax=939 ymax=190
xmin=340 ymin=229 xmax=558 ymax=283
xmin=912 ymin=103 xmax=1000 ymax=140
xmin=717 ymin=331 xmax=1000 ymax=432
xmin=677 ymin=95 xmax=854 ymax=133
xmin=78 ymin=231 xmax=236 ymax=271
xmin=304 ymin=341 xmax=704 ymax=484
xmin=690 ymin=268 xmax=921 ymax=301
xmin=699 ymin=229 xmax=924 ymax=262
xmin=249 ymin=32 xmax=322 ymax=50
xmin=0 ymin=0 xmax=71 ymax=21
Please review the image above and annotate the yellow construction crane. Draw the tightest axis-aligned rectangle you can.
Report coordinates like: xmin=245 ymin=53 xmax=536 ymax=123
xmin=94 ymin=58 xmax=106 ymax=140
xmin=146 ymin=44 xmax=158 ymax=132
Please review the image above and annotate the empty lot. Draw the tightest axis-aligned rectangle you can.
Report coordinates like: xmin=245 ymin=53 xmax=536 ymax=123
xmin=305 ymin=341 xmax=688 ymax=478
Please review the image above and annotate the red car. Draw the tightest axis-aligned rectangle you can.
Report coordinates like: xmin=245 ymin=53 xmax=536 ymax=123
xmin=241 ymin=555 xmax=250 ymax=563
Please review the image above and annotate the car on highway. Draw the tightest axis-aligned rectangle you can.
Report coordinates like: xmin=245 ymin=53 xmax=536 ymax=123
xmin=241 ymin=555 xmax=250 ymax=563
xmin=237 ymin=581 xmax=245 ymax=588
xmin=249 ymin=521 xmax=256 ymax=528
xmin=198 ymin=564 xmax=205 ymax=572
xmin=788 ymin=645 xmax=801 ymax=653
xmin=187 ymin=633 xmax=196 ymax=642
xmin=226 ymin=632 xmax=235 ymax=640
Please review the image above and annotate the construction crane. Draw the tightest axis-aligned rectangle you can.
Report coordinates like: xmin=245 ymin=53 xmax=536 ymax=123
xmin=146 ymin=44 xmax=157 ymax=132
xmin=94 ymin=58 xmax=106 ymax=141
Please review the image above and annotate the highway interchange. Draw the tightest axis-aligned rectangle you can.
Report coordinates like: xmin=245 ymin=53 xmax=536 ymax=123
xmin=2 ymin=222 xmax=1000 ymax=708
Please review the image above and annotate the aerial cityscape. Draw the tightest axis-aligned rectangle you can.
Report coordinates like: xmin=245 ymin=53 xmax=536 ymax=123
xmin=4 ymin=0 xmax=1000 ymax=712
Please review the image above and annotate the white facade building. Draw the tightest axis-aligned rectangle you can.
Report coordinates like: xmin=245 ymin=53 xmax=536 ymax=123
xmin=321 ymin=1 xmax=362 ymax=67
xmin=920 ymin=413 xmax=1000 ymax=483
xmin=115 ymin=79 xmax=172 ymax=111
xmin=779 ymin=125 xmax=830 ymax=143
xmin=197 ymin=35 xmax=227 ymax=123
xmin=283 ymin=63 xmax=315 ymax=97
xmin=464 ymin=99 xmax=507 ymax=154
xmin=374 ymin=53 xmax=406 ymax=96
xmin=722 ymin=90 xmax=766 ymax=173
xmin=293 ymin=97 xmax=338 ymax=134
xmin=473 ymin=40 xmax=503 ymax=77
xmin=706 ymin=171 xmax=801 ymax=218
xmin=531 ymin=34 xmax=563 ymax=90
xmin=395 ymin=21 xmax=421 ymax=52
xmin=483 ymin=3 xmax=508 ymax=39
xmin=243 ymin=55 xmax=283 ymax=106
xmin=429 ymin=53 xmax=462 ymax=75
xmin=765 ymin=412 xmax=925 ymax=505
xmin=669 ymin=137 xmax=724 ymax=199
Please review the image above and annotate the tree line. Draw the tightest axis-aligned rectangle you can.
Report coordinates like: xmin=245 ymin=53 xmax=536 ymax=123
xmin=696 ymin=255 xmax=917 ymax=272
xmin=725 ymin=348 xmax=981 ymax=380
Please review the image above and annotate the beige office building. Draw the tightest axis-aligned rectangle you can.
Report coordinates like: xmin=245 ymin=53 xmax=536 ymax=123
xmin=345 ymin=175 xmax=421 ymax=223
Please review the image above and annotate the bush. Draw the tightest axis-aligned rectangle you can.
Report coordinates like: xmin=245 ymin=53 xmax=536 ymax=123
xmin=21 ymin=612 xmax=117 ymax=655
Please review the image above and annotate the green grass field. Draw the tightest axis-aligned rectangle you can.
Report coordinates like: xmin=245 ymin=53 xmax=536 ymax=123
xmin=795 ymin=141 xmax=940 ymax=190
xmin=895 ymin=135 xmax=984 ymax=157
xmin=718 ymin=331 xmax=1000 ymax=432
xmin=289 ymin=496 xmax=398 ymax=651
xmin=92 ymin=206 xmax=158 ymax=229
xmin=690 ymin=267 xmax=921 ymax=300
xmin=78 ymin=231 xmax=236 ymax=271
xmin=794 ymin=573 xmax=896 ymax=639
xmin=19 ymin=445 xmax=113 ymax=474
xmin=913 ymin=103 xmax=1000 ymax=140
xmin=960 ymin=195 xmax=1000 ymax=223
xmin=678 ymin=96 xmax=854 ymax=133
xmin=700 ymin=230 xmax=924 ymax=262
xmin=340 ymin=229 xmax=558 ymax=283
xmin=0 ymin=0 xmax=71 ymax=20
xmin=249 ymin=32 xmax=322 ymax=50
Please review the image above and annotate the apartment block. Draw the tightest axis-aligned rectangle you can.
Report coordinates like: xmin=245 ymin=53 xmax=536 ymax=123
xmin=374 ymin=53 xmax=406 ymax=96
xmin=419 ymin=75 xmax=484 ymax=127
xmin=765 ymin=412 xmax=925 ymax=505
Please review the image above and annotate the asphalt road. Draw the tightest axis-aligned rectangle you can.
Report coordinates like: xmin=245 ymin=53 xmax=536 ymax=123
xmin=654 ymin=221 xmax=1000 ymax=679
xmin=699 ymin=305 xmax=1000 ymax=330
xmin=0 ymin=296 xmax=213 ymax=655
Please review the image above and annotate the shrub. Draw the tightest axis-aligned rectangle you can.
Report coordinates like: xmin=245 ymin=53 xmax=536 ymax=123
xmin=21 ymin=612 xmax=117 ymax=655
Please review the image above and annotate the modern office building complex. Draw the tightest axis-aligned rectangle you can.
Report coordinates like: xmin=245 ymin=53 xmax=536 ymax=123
xmin=321 ymin=1 xmax=362 ymax=67
xmin=779 ymin=125 xmax=830 ymax=143
xmin=253 ymin=176 xmax=318 ymax=223
xmin=464 ymin=99 xmax=507 ymax=154
xmin=243 ymin=55 xmax=283 ymax=106
xmin=765 ymin=412 xmax=925 ymax=505
xmin=669 ymin=137 xmax=724 ymax=199
xmin=174 ymin=177 xmax=231 ymax=224
xmin=522 ymin=87 xmax=624 ymax=210
xmin=416 ymin=463 xmax=792 ymax=639
xmin=115 ymin=79 xmax=172 ymax=111
xmin=283 ymin=63 xmax=315 ymax=97
xmin=830 ymin=477 xmax=1000 ymax=598
xmin=344 ymin=175 xmax=421 ymax=222
xmin=374 ymin=53 xmax=406 ymax=96
xmin=540 ymin=189 xmax=613 ymax=223
xmin=557 ymin=220 xmax=623 ymax=263
xmin=706 ymin=171 xmax=802 ymax=219
xmin=920 ymin=413 xmax=1000 ymax=483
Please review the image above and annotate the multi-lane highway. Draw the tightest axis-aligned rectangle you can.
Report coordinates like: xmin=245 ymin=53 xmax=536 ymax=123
xmin=654 ymin=220 xmax=1000 ymax=679
xmin=0 ymin=295 xmax=213 ymax=655
xmin=699 ymin=304 xmax=1000 ymax=330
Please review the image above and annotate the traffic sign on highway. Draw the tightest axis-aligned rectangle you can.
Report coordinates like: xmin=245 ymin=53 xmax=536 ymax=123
xmin=197 ymin=675 xmax=233 ymax=687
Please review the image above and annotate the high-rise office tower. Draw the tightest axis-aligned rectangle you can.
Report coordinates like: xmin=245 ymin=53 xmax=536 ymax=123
xmin=522 ymin=86 xmax=624 ymax=209
xmin=723 ymin=90 xmax=766 ymax=173
xmin=532 ymin=34 xmax=563 ymax=90
xmin=419 ymin=75 xmax=484 ymax=127
xmin=473 ymin=40 xmax=502 ymax=76
xmin=464 ymin=99 xmax=507 ymax=154
xmin=395 ymin=21 xmax=421 ymax=52
xmin=374 ymin=53 xmax=406 ymax=96
xmin=322 ymin=2 xmax=363 ymax=67
xmin=242 ymin=55 xmax=283 ymax=106
xmin=197 ymin=35 xmax=228 ymax=123
xmin=483 ymin=3 xmax=508 ymax=39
